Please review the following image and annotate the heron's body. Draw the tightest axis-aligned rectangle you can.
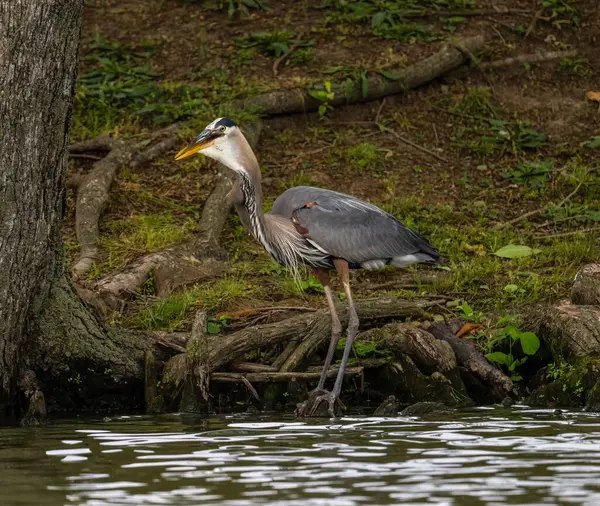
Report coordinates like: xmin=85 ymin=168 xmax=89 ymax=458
xmin=175 ymin=117 xmax=441 ymax=417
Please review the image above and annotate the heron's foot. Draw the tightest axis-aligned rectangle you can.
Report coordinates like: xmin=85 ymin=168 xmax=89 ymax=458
xmin=295 ymin=388 xmax=345 ymax=418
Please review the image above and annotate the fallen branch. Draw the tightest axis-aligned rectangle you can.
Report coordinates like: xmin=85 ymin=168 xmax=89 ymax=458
xmin=479 ymin=50 xmax=577 ymax=69
xmin=212 ymin=367 xmax=364 ymax=383
xmin=427 ymin=322 xmax=514 ymax=400
xmin=534 ymin=226 xmax=600 ymax=240
xmin=233 ymin=35 xmax=486 ymax=116
xmin=399 ymin=8 xmax=531 ymax=18
xmin=215 ymin=299 xmax=434 ymax=375
xmin=380 ymin=124 xmax=448 ymax=163
xmin=71 ymin=126 xmax=181 ymax=280
xmin=278 ymin=299 xmax=444 ymax=373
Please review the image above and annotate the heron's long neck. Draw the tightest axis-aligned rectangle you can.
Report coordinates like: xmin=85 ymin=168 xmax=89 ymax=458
xmin=237 ymin=171 xmax=277 ymax=258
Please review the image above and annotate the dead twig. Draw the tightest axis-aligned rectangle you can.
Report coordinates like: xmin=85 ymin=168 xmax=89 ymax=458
xmin=375 ymin=98 xmax=386 ymax=124
xmin=379 ymin=124 xmax=448 ymax=163
xmin=272 ymin=33 xmax=306 ymax=77
xmin=211 ymin=367 xmax=364 ymax=383
xmin=525 ymin=8 xmax=543 ymax=38
xmin=479 ymin=50 xmax=577 ymax=69
xmin=495 ymin=180 xmax=583 ymax=230
xmin=398 ymin=8 xmax=532 ymax=18
xmin=240 ymin=375 xmax=261 ymax=401
xmin=69 ymin=153 xmax=103 ymax=161
xmin=534 ymin=226 xmax=600 ymax=240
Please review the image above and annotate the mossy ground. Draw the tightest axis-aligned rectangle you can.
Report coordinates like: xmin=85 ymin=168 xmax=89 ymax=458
xmin=69 ymin=0 xmax=599 ymax=359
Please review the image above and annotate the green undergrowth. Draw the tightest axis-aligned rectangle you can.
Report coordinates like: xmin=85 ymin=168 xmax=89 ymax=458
xmin=73 ymin=35 xmax=266 ymax=141
xmin=323 ymin=0 xmax=474 ymax=41
xmin=122 ymin=278 xmax=255 ymax=331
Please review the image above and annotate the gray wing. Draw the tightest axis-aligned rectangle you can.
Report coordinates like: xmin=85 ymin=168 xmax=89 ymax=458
xmin=270 ymin=186 xmax=440 ymax=267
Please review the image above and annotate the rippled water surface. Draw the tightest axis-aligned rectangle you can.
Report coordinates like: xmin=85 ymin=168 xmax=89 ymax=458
xmin=1 ymin=406 xmax=600 ymax=505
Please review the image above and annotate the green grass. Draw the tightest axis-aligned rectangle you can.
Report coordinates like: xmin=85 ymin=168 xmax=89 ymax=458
xmin=126 ymin=278 xmax=253 ymax=330
xmin=89 ymin=214 xmax=196 ymax=277
xmin=345 ymin=142 xmax=380 ymax=170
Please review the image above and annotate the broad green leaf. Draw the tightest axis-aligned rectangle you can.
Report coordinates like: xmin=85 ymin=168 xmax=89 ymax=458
xmin=485 ymin=352 xmax=509 ymax=366
xmin=207 ymin=322 xmax=221 ymax=334
xmin=461 ymin=300 xmax=473 ymax=317
xmin=519 ymin=331 xmax=540 ymax=355
xmin=372 ymin=11 xmax=386 ymax=28
xmin=494 ymin=244 xmax=541 ymax=259
xmin=503 ymin=284 xmax=519 ymax=293
xmin=583 ymin=136 xmax=600 ymax=149
xmin=308 ymin=89 xmax=328 ymax=101
xmin=511 ymin=374 xmax=523 ymax=381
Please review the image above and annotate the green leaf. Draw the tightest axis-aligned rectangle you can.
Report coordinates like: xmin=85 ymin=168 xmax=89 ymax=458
xmin=583 ymin=136 xmax=600 ymax=149
xmin=494 ymin=244 xmax=541 ymax=259
xmin=511 ymin=374 xmax=523 ymax=381
xmin=318 ymin=104 xmax=327 ymax=117
xmin=372 ymin=11 xmax=386 ymax=28
xmin=485 ymin=352 xmax=509 ymax=366
xmin=207 ymin=322 xmax=221 ymax=334
xmin=503 ymin=284 xmax=519 ymax=293
xmin=324 ymin=80 xmax=332 ymax=93
xmin=308 ymin=89 xmax=328 ymax=101
xmin=461 ymin=300 xmax=473 ymax=317
xmin=518 ymin=331 xmax=540 ymax=355
xmin=377 ymin=69 xmax=404 ymax=81
xmin=360 ymin=74 xmax=368 ymax=99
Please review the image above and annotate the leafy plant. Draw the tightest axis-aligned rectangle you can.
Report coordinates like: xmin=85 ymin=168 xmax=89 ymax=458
xmin=207 ymin=315 xmax=231 ymax=334
xmin=485 ymin=321 xmax=541 ymax=381
xmin=501 ymin=159 xmax=553 ymax=188
xmin=226 ymin=0 xmax=271 ymax=18
xmin=75 ymin=36 xmax=209 ymax=134
xmin=308 ymin=80 xmax=335 ymax=117
xmin=487 ymin=119 xmax=547 ymax=154
xmin=235 ymin=31 xmax=313 ymax=58
xmin=559 ymin=56 xmax=592 ymax=78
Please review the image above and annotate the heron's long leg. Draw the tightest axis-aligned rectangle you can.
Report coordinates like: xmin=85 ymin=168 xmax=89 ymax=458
xmin=312 ymin=268 xmax=342 ymax=390
xmin=331 ymin=259 xmax=359 ymax=399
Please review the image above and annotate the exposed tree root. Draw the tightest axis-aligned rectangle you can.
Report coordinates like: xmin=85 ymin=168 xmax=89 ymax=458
xmin=70 ymin=125 xmax=181 ymax=280
xmin=232 ymin=35 xmax=486 ymax=116
xmin=92 ymin=121 xmax=262 ymax=306
xmin=426 ymin=322 xmax=515 ymax=400
xmin=571 ymin=264 xmax=600 ymax=306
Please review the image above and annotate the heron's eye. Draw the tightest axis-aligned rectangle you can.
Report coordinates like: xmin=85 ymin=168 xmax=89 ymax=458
xmin=219 ymin=126 xmax=226 ymax=133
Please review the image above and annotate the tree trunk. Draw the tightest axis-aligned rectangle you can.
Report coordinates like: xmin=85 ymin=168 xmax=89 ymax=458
xmin=0 ymin=1 xmax=141 ymax=420
xmin=0 ymin=1 xmax=84 ymax=405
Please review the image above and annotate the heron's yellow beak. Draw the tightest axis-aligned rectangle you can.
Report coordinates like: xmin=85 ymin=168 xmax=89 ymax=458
xmin=174 ymin=139 xmax=214 ymax=161
xmin=174 ymin=129 xmax=216 ymax=161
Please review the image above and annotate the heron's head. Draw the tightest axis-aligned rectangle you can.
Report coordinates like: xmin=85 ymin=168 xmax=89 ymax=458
xmin=174 ymin=117 xmax=251 ymax=170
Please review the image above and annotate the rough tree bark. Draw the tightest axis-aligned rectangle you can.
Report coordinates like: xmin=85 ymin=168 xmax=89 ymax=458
xmin=0 ymin=0 xmax=165 ymax=421
xmin=0 ymin=0 xmax=85 ymax=407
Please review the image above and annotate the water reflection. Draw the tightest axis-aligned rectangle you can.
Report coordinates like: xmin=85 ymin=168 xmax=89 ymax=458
xmin=0 ymin=407 xmax=599 ymax=505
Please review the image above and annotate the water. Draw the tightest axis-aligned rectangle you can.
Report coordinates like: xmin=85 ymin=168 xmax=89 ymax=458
xmin=1 ymin=406 xmax=600 ymax=506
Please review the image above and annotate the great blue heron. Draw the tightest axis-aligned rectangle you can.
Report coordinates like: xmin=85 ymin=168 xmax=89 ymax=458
xmin=175 ymin=117 xmax=441 ymax=417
